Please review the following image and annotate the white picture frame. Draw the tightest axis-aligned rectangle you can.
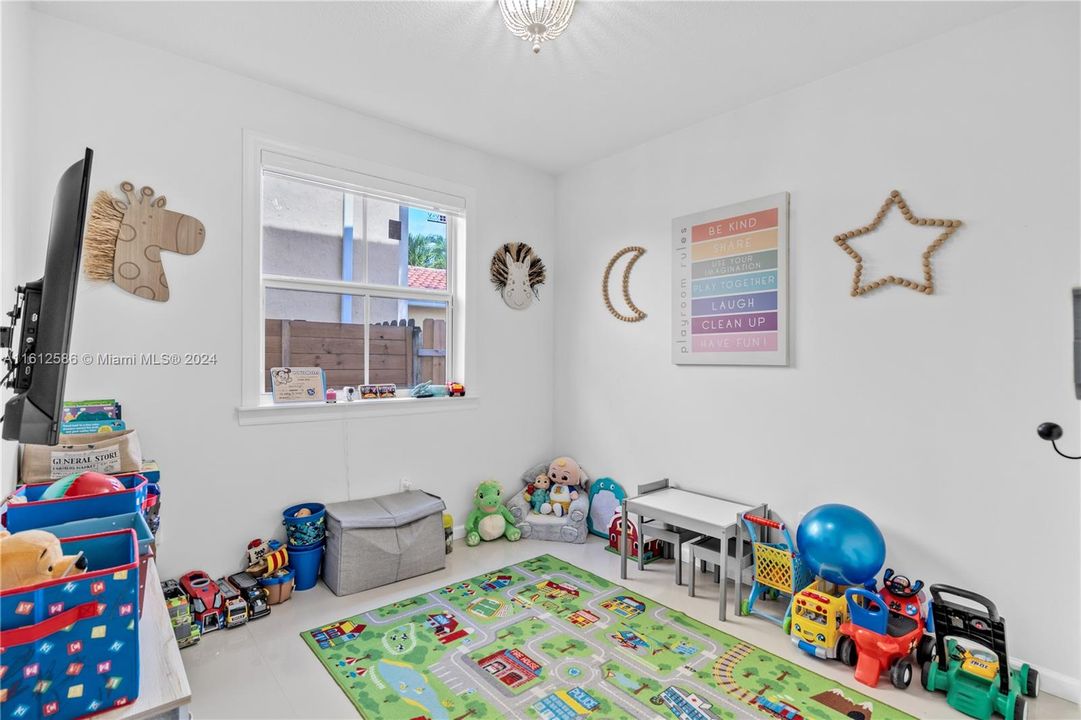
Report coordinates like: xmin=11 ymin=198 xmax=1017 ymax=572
xmin=672 ymin=192 xmax=790 ymax=366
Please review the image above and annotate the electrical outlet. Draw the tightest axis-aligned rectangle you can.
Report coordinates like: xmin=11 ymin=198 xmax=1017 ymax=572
xmin=400 ymin=477 xmax=414 ymax=492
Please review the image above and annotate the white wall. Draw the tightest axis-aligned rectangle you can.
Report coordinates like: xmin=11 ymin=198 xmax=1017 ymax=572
xmin=9 ymin=11 xmax=556 ymax=579
xmin=556 ymin=4 xmax=1080 ymax=695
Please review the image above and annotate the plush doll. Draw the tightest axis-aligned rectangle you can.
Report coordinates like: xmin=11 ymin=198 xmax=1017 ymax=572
xmin=526 ymin=474 xmax=553 ymax=514
xmin=544 ymin=456 xmax=585 ymax=517
xmin=0 ymin=529 xmax=88 ymax=590
xmin=466 ymin=480 xmax=522 ymax=546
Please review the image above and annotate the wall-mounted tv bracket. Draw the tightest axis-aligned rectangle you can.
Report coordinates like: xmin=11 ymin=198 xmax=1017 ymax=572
xmin=0 ymin=282 xmax=41 ymax=391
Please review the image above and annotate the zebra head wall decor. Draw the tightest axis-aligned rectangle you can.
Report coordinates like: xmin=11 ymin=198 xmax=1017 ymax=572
xmin=490 ymin=242 xmax=546 ymax=310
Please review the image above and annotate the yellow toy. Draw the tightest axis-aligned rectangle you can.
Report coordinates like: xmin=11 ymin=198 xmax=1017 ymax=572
xmin=791 ymin=582 xmax=852 ymax=660
xmin=0 ymin=529 xmax=88 ymax=590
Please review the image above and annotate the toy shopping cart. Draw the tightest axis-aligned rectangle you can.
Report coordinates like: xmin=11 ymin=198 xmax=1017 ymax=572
xmin=738 ymin=513 xmax=813 ymax=633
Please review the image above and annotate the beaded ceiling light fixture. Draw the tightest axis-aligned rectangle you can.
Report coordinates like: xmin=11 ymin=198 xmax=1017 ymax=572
xmin=499 ymin=0 xmax=576 ymax=54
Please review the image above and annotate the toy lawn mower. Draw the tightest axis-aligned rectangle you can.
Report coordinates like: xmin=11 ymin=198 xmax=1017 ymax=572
xmin=839 ymin=568 xmax=935 ymax=689
xmin=920 ymin=585 xmax=1039 ymax=720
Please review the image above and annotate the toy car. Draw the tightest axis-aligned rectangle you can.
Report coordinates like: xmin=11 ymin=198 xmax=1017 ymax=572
xmin=791 ymin=582 xmax=853 ymax=661
xmin=920 ymin=585 xmax=1038 ymax=720
xmin=180 ymin=570 xmax=225 ymax=634
xmin=446 ymin=382 xmax=465 ymax=397
xmin=161 ymin=579 xmax=201 ymax=649
xmin=839 ymin=568 xmax=935 ymax=689
xmin=216 ymin=578 xmax=249 ymax=628
xmin=227 ymin=572 xmax=271 ymax=620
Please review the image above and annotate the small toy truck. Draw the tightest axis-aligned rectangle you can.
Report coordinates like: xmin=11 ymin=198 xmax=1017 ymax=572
xmin=180 ymin=570 xmax=225 ymax=634
xmin=216 ymin=578 xmax=249 ymax=628
xmin=227 ymin=572 xmax=271 ymax=620
xmin=920 ymin=585 xmax=1039 ymax=720
xmin=161 ymin=579 xmax=201 ymax=649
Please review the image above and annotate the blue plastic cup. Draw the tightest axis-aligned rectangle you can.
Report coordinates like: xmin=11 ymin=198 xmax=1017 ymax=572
xmin=289 ymin=542 xmax=324 ymax=591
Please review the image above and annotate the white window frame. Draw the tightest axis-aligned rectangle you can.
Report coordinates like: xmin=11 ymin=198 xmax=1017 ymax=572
xmin=239 ymin=131 xmax=475 ymax=424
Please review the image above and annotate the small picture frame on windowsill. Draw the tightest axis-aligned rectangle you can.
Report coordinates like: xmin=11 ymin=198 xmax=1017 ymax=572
xmin=269 ymin=367 xmax=327 ymax=403
xmin=360 ymin=384 xmax=397 ymax=399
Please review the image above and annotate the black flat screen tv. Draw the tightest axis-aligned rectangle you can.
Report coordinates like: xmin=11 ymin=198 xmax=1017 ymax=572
xmin=2 ymin=148 xmax=93 ymax=446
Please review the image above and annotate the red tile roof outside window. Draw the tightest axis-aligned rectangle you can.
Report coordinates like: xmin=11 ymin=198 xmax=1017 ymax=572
xmin=408 ymin=266 xmax=447 ymax=291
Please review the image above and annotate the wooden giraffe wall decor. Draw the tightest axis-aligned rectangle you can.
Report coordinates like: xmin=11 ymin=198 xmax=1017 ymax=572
xmin=84 ymin=181 xmax=206 ymax=302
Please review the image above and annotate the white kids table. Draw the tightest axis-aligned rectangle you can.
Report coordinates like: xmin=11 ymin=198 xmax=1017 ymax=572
xmin=620 ymin=478 xmax=764 ymax=621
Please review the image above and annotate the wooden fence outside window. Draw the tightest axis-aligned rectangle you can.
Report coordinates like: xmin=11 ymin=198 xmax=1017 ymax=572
xmin=265 ymin=318 xmax=446 ymax=390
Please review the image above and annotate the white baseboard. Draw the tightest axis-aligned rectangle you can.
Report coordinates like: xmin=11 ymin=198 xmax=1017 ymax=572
xmin=1013 ymin=659 xmax=1080 ymax=704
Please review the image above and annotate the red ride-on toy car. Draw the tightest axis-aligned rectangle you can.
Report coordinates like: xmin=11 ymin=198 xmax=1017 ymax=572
xmin=839 ymin=568 xmax=936 ymax=689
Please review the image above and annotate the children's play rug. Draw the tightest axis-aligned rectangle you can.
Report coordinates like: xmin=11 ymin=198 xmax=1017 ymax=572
xmin=302 ymin=555 xmax=916 ymax=720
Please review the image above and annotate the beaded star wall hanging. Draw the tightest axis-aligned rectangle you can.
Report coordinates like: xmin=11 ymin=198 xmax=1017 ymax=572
xmin=834 ymin=190 xmax=962 ymax=296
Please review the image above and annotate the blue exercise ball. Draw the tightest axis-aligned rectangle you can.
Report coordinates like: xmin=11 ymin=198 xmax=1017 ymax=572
xmin=796 ymin=504 xmax=886 ymax=586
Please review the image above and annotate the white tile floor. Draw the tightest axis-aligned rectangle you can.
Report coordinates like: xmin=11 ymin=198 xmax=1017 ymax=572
xmin=181 ymin=537 xmax=1079 ymax=720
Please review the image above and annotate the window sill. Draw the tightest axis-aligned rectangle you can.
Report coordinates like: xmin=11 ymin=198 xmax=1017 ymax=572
xmin=236 ymin=395 xmax=479 ymax=426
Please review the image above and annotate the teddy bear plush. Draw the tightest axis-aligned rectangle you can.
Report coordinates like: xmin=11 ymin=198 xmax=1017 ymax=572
xmin=0 ymin=529 xmax=88 ymax=591
xmin=544 ymin=456 xmax=585 ymax=517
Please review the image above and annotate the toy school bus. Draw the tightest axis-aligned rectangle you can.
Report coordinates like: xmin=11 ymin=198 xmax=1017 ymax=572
xmin=791 ymin=583 xmax=855 ymax=662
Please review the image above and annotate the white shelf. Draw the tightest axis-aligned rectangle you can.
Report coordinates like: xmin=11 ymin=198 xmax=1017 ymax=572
xmin=97 ymin=559 xmax=192 ymax=720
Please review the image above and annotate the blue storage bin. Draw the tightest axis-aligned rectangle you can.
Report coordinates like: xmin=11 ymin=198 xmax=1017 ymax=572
xmin=3 ymin=473 xmax=149 ymax=533
xmin=135 ymin=462 xmax=160 ymax=484
xmin=33 ymin=514 xmax=155 ymax=620
xmin=0 ymin=529 xmax=141 ymax=719
xmin=35 ymin=514 xmax=153 ymax=558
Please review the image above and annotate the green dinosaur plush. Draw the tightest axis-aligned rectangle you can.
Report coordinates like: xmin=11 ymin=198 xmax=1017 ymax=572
xmin=465 ymin=480 xmax=521 ymax=547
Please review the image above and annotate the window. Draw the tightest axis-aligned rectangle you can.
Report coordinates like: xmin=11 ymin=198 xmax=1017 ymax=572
xmin=242 ymin=134 xmax=469 ymax=412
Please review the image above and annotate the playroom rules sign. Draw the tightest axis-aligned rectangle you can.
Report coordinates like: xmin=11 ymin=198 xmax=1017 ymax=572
xmin=672 ymin=192 xmax=789 ymax=366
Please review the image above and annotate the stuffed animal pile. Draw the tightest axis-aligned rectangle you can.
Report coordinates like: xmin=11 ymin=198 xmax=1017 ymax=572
xmin=524 ymin=456 xmax=585 ymax=517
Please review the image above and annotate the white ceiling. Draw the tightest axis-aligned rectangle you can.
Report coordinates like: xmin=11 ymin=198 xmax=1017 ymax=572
xmin=35 ymin=1 xmax=1013 ymax=174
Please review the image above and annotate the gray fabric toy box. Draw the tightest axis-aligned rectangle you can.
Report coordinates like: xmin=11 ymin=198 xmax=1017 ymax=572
xmin=323 ymin=490 xmax=446 ymax=596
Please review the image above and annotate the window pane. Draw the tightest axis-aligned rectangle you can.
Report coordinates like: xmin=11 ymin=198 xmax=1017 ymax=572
xmin=262 ymin=173 xmax=345 ymax=280
xmin=264 ymin=288 xmax=366 ymax=392
xmin=370 ymin=297 xmax=449 ymax=388
xmin=371 ymin=207 xmax=449 ymax=291
xmin=263 ymin=174 xmax=450 ymax=292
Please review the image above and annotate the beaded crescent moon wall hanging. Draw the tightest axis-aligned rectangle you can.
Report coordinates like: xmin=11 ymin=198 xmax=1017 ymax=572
xmin=602 ymin=246 xmax=647 ymax=322
xmin=833 ymin=190 xmax=962 ymax=296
